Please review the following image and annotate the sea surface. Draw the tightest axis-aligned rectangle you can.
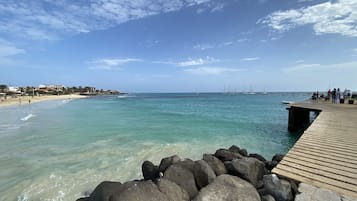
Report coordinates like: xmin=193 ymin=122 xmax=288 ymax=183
xmin=0 ymin=92 xmax=309 ymax=201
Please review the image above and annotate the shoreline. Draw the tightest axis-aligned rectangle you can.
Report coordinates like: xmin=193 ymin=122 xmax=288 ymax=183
xmin=0 ymin=94 xmax=88 ymax=108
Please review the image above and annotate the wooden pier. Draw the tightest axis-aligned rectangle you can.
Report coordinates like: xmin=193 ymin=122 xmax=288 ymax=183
xmin=273 ymin=102 xmax=357 ymax=198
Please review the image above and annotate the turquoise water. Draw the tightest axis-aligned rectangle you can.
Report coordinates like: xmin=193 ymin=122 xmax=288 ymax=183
xmin=0 ymin=93 xmax=308 ymax=201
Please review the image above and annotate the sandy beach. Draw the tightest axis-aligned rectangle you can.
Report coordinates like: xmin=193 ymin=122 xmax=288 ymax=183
xmin=0 ymin=94 xmax=87 ymax=108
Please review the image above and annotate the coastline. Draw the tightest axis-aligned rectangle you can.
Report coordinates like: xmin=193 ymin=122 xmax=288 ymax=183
xmin=0 ymin=94 xmax=87 ymax=108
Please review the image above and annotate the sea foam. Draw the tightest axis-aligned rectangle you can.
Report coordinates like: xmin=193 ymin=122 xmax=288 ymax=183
xmin=20 ymin=114 xmax=35 ymax=121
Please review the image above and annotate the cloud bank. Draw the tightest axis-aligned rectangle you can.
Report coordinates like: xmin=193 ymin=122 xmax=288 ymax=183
xmin=260 ymin=0 xmax=357 ymax=37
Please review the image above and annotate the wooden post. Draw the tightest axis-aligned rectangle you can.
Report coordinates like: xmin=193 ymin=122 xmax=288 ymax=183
xmin=288 ymin=107 xmax=310 ymax=132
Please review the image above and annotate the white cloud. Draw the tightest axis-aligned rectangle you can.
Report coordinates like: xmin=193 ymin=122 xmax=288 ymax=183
xmin=282 ymin=61 xmax=357 ymax=72
xmin=0 ymin=0 xmax=215 ymax=40
xmin=89 ymin=57 xmax=142 ymax=70
xmin=177 ymin=57 xmax=219 ymax=67
xmin=193 ymin=44 xmax=214 ymax=50
xmin=237 ymin=38 xmax=248 ymax=43
xmin=0 ymin=39 xmax=26 ymax=65
xmin=241 ymin=57 xmax=260 ymax=61
xmin=184 ymin=67 xmax=245 ymax=75
xmin=260 ymin=0 xmax=357 ymax=37
xmin=295 ymin=60 xmax=305 ymax=63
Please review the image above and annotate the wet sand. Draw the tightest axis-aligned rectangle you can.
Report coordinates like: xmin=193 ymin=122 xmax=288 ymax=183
xmin=0 ymin=94 xmax=87 ymax=107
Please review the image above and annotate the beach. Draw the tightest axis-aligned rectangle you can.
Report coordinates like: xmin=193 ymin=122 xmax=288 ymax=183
xmin=0 ymin=94 xmax=87 ymax=108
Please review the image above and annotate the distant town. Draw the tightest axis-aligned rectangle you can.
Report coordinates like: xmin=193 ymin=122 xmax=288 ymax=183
xmin=0 ymin=84 xmax=122 ymax=98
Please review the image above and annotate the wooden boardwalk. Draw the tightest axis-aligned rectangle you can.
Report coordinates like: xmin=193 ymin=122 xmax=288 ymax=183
xmin=273 ymin=102 xmax=357 ymax=198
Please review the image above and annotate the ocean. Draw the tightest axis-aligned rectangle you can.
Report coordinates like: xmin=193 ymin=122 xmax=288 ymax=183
xmin=0 ymin=92 xmax=309 ymax=201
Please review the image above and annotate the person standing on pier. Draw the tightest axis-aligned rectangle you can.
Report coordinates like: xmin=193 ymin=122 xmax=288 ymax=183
xmin=336 ymin=88 xmax=341 ymax=104
xmin=332 ymin=88 xmax=336 ymax=103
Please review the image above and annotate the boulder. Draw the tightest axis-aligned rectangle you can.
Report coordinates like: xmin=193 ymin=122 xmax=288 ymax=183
xmin=76 ymin=198 xmax=90 ymax=201
xmin=224 ymin=158 xmax=265 ymax=187
xmin=193 ymin=160 xmax=216 ymax=189
xmin=88 ymin=181 xmax=122 ymax=201
xmin=110 ymin=180 xmax=168 ymax=201
xmin=163 ymin=164 xmax=198 ymax=199
xmin=272 ymin=154 xmax=285 ymax=163
xmin=142 ymin=160 xmax=160 ymax=181
xmin=202 ymin=154 xmax=227 ymax=176
xmin=175 ymin=158 xmax=195 ymax=173
xmin=263 ymin=174 xmax=293 ymax=201
xmin=157 ymin=178 xmax=190 ymax=201
xmin=262 ymin=194 xmax=276 ymax=201
xmin=229 ymin=145 xmax=248 ymax=156
xmin=159 ymin=155 xmax=181 ymax=173
xmin=265 ymin=160 xmax=278 ymax=171
xmin=214 ymin=149 xmax=243 ymax=162
xmin=193 ymin=174 xmax=261 ymax=201
xmin=249 ymin=153 xmax=267 ymax=163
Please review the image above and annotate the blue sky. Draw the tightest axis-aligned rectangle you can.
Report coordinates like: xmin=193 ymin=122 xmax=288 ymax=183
xmin=0 ymin=0 xmax=357 ymax=92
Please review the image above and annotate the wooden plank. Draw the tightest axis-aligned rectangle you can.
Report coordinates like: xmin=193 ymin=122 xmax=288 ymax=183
xmin=300 ymin=136 xmax=357 ymax=147
xmin=296 ymin=141 xmax=357 ymax=155
xmin=287 ymin=151 xmax=357 ymax=170
xmin=283 ymin=155 xmax=357 ymax=175
xmin=274 ymin=164 xmax=357 ymax=193
xmin=291 ymin=147 xmax=357 ymax=166
xmin=293 ymin=144 xmax=357 ymax=161
xmin=272 ymin=168 xmax=357 ymax=198
xmin=279 ymin=160 xmax=357 ymax=185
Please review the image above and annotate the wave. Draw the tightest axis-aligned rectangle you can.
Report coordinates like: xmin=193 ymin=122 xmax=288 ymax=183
xmin=117 ymin=94 xmax=136 ymax=99
xmin=21 ymin=114 xmax=35 ymax=121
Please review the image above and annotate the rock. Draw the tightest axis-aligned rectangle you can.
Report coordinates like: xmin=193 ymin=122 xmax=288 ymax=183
xmin=163 ymin=164 xmax=198 ymax=199
xmin=193 ymin=160 xmax=216 ymax=189
xmin=193 ymin=174 xmax=261 ymax=201
xmin=229 ymin=145 xmax=248 ymax=156
xmin=265 ymin=160 xmax=278 ymax=171
xmin=288 ymin=180 xmax=298 ymax=196
xmin=157 ymin=178 xmax=190 ymax=201
xmin=224 ymin=158 xmax=265 ymax=187
xmin=89 ymin=181 xmax=122 ymax=201
xmin=249 ymin=153 xmax=267 ymax=163
xmin=297 ymin=183 xmax=317 ymax=196
xmin=142 ymin=160 xmax=160 ymax=181
xmin=294 ymin=193 xmax=311 ymax=201
xmin=311 ymin=188 xmax=341 ymax=201
xmin=202 ymin=154 xmax=227 ymax=176
xmin=175 ymin=158 xmax=195 ymax=173
xmin=262 ymin=194 xmax=276 ymax=201
xmin=76 ymin=198 xmax=90 ymax=201
xmin=159 ymin=155 xmax=181 ymax=173
xmin=263 ymin=174 xmax=293 ymax=201
xmin=214 ymin=149 xmax=243 ymax=162
xmin=110 ymin=180 xmax=169 ymax=201
xmin=272 ymin=154 xmax=285 ymax=163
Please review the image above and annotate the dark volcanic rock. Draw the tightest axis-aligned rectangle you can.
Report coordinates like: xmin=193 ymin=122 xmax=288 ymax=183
xmin=193 ymin=160 xmax=216 ymax=189
xmin=163 ymin=164 xmax=198 ymax=199
xmin=224 ymin=157 xmax=265 ymax=187
xmin=111 ymin=180 xmax=168 ymax=201
xmin=263 ymin=174 xmax=293 ymax=201
xmin=88 ymin=181 xmax=122 ymax=201
xmin=249 ymin=153 xmax=267 ymax=163
xmin=193 ymin=174 xmax=261 ymax=201
xmin=159 ymin=155 xmax=181 ymax=173
xmin=272 ymin=154 xmax=285 ymax=163
xmin=214 ymin=149 xmax=243 ymax=162
xmin=157 ymin=178 xmax=190 ymax=201
xmin=142 ymin=160 xmax=160 ymax=181
xmin=76 ymin=198 xmax=90 ymax=201
xmin=202 ymin=154 xmax=227 ymax=176
xmin=229 ymin=145 xmax=248 ymax=157
xmin=265 ymin=160 xmax=278 ymax=171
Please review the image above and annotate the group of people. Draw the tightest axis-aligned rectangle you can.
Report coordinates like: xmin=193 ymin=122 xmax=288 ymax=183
xmin=327 ymin=88 xmax=352 ymax=104
xmin=311 ymin=88 xmax=352 ymax=104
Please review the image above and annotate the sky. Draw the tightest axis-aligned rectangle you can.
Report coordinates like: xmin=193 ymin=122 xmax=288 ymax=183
xmin=0 ymin=0 xmax=357 ymax=92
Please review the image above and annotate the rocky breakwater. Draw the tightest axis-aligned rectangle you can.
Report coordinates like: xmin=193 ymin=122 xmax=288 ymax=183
xmin=77 ymin=145 xmax=297 ymax=201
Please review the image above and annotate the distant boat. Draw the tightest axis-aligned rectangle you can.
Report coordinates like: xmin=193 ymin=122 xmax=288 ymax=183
xmin=282 ymin=101 xmax=294 ymax=105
